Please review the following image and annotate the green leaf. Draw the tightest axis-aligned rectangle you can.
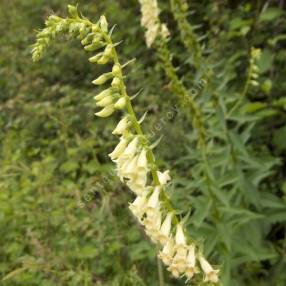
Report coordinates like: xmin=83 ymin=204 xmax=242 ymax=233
xmin=60 ymin=161 xmax=79 ymax=173
xmin=272 ymin=125 xmax=286 ymax=151
xmin=257 ymin=49 xmax=273 ymax=73
xmin=192 ymin=197 xmax=212 ymax=227
xmin=259 ymin=8 xmax=283 ymax=22
xmin=242 ymin=102 xmax=267 ymax=113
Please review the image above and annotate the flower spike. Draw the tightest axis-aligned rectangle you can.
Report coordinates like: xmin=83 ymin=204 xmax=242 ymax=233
xmin=32 ymin=5 xmax=219 ymax=284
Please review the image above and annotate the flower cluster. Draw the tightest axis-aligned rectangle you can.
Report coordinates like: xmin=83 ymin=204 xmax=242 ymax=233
xmin=109 ymin=122 xmax=219 ymax=283
xmin=138 ymin=0 xmax=169 ymax=47
xmin=32 ymin=5 xmax=219 ymax=284
xmin=249 ymin=47 xmax=261 ymax=87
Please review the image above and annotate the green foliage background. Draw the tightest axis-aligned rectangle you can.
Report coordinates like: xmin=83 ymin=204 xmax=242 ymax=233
xmin=0 ymin=0 xmax=285 ymax=285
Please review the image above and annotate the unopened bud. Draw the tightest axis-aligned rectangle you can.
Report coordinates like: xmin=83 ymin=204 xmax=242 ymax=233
xmin=84 ymin=41 xmax=104 ymax=52
xmin=114 ymin=97 xmax=126 ymax=109
xmin=92 ymin=24 xmax=100 ymax=33
xmin=104 ymin=44 xmax=113 ymax=58
xmin=112 ymin=64 xmax=122 ymax=77
xmin=95 ymin=105 xmax=115 ymax=117
xmin=94 ymin=89 xmax=112 ymax=101
xmin=97 ymin=55 xmax=110 ymax=65
xmin=46 ymin=15 xmax=61 ymax=25
xmin=250 ymin=80 xmax=259 ymax=86
xmin=67 ymin=5 xmax=79 ymax=19
xmin=81 ymin=33 xmax=94 ymax=46
xmin=89 ymin=53 xmax=104 ymax=63
xmin=96 ymin=96 xmax=113 ymax=107
xmin=78 ymin=25 xmax=90 ymax=40
xmin=99 ymin=16 xmax=108 ymax=32
xmin=92 ymin=72 xmax=113 ymax=85
xmin=111 ymin=77 xmax=121 ymax=88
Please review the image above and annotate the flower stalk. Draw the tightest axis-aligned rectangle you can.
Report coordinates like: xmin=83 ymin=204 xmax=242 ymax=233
xmin=32 ymin=5 xmax=219 ymax=284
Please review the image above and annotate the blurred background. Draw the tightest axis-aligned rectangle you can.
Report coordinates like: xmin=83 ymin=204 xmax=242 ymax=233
xmin=0 ymin=0 xmax=286 ymax=285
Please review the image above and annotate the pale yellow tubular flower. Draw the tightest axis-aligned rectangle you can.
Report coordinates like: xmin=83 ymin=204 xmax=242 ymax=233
xmin=158 ymin=238 xmax=175 ymax=266
xmin=123 ymin=154 xmax=139 ymax=177
xmin=167 ymin=263 xmax=181 ymax=278
xmin=161 ymin=23 xmax=170 ymax=40
xmin=185 ymin=244 xmax=198 ymax=281
xmin=145 ymin=186 xmax=160 ymax=217
xmin=112 ymin=116 xmax=130 ymax=135
xmin=175 ymin=223 xmax=187 ymax=254
xmin=170 ymin=248 xmax=188 ymax=273
xmin=145 ymin=210 xmax=162 ymax=243
xmin=137 ymin=148 xmax=148 ymax=170
xmin=157 ymin=170 xmax=171 ymax=185
xmin=199 ymin=256 xmax=219 ymax=283
xmin=127 ymin=171 xmax=148 ymax=195
xmin=129 ymin=192 xmax=148 ymax=219
xmin=108 ymin=137 xmax=129 ymax=161
xmin=157 ymin=212 xmax=173 ymax=244
xmin=122 ymin=136 xmax=139 ymax=159
xmin=170 ymin=226 xmax=189 ymax=274
xmin=116 ymin=155 xmax=133 ymax=180
xmin=143 ymin=206 xmax=160 ymax=227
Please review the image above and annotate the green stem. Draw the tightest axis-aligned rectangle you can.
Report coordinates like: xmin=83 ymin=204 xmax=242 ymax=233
xmin=227 ymin=55 xmax=253 ymax=117
xmin=157 ymin=251 xmax=165 ymax=286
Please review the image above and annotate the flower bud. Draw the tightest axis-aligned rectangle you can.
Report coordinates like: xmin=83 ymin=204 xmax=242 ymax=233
xmin=114 ymin=97 xmax=126 ymax=109
xmin=81 ymin=33 xmax=94 ymax=46
xmin=95 ymin=105 xmax=114 ymax=117
xmin=67 ymin=5 xmax=79 ymax=19
xmin=112 ymin=64 xmax=122 ymax=77
xmin=253 ymin=65 xmax=259 ymax=72
xmin=69 ymin=23 xmax=80 ymax=34
xmin=112 ymin=117 xmax=130 ymax=135
xmin=92 ymin=72 xmax=113 ymax=85
xmin=250 ymin=80 xmax=259 ymax=86
xmin=111 ymin=77 xmax=121 ymax=88
xmin=251 ymin=73 xmax=258 ymax=79
xmin=103 ymin=44 xmax=113 ymax=58
xmin=84 ymin=41 xmax=104 ymax=52
xmin=78 ymin=25 xmax=90 ymax=40
xmin=96 ymin=95 xmax=113 ymax=107
xmin=94 ymin=89 xmax=112 ymax=101
xmin=99 ymin=15 xmax=108 ymax=32
xmin=97 ymin=55 xmax=110 ymax=65
xmin=46 ymin=15 xmax=61 ymax=25
xmin=89 ymin=53 xmax=104 ymax=63
xmin=92 ymin=24 xmax=100 ymax=33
